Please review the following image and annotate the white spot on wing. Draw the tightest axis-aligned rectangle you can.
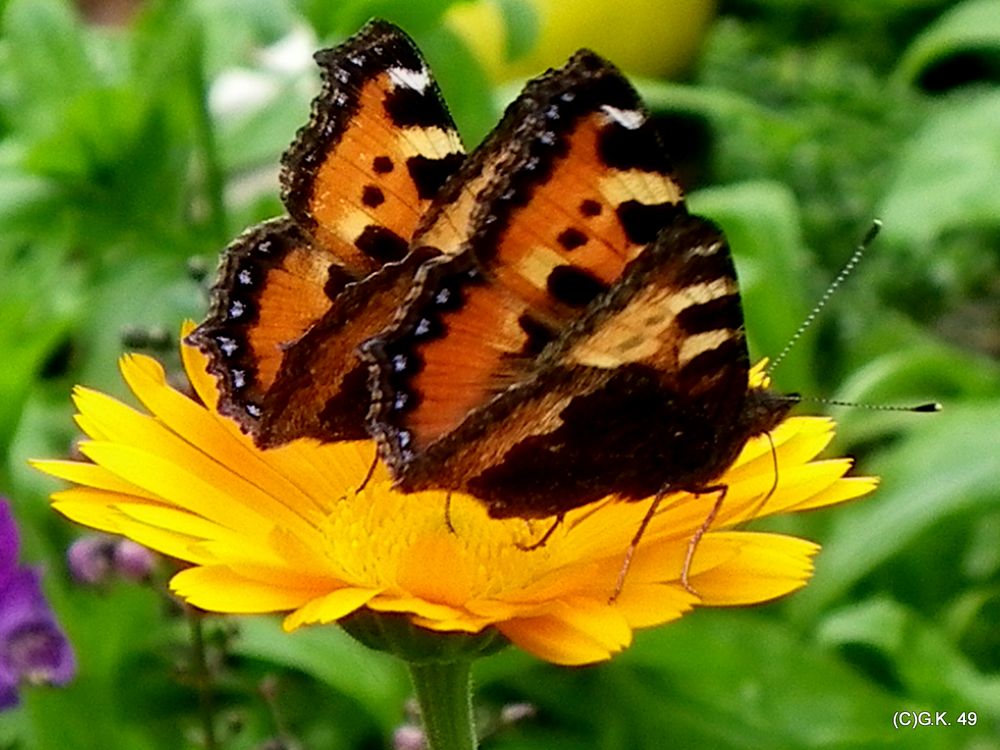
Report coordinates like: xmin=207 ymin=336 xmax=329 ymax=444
xmin=388 ymin=65 xmax=431 ymax=92
xmin=601 ymin=105 xmax=645 ymax=129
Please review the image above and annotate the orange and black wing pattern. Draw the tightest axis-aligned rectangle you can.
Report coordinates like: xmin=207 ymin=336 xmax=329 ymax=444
xmin=188 ymin=20 xmax=465 ymax=443
xmin=364 ymin=54 xmax=789 ymax=516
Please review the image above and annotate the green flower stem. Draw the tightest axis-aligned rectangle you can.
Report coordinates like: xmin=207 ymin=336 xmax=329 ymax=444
xmin=407 ymin=659 xmax=477 ymax=750
xmin=186 ymin=607 xmax=219 ymax=750
xmin=340 ymin=611 xmax=507 ymax=749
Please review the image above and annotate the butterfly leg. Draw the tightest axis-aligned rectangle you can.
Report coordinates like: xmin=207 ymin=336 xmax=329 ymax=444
xmin=357 ymin=447 xmax=380 ymax=493
xmin=610 ymin=487 xmax=670 ymax=603
xmin=746 ymin=431 xmax=780 ymax=520
xmin=444 ymin=492 xmax=456 ymax=534
xmin=681 ymin=483 xmax=728 ymax=595
xmin=517 ymin=514 xmax=565 ymax=551
xmin=338 ymin=447 xmax=380 ymax=502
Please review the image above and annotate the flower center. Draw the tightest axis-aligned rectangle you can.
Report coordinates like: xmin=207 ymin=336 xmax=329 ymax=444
xmin=319 ymin=484 xmax=570 ymax=603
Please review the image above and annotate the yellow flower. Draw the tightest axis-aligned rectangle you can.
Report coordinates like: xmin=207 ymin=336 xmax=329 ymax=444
xmin=33 ymin=323 xmax=875 ymax=666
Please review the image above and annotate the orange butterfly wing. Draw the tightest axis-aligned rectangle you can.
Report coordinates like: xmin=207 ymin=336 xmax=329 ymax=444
xmin=189 ymin=20 xmax=464 ymax=441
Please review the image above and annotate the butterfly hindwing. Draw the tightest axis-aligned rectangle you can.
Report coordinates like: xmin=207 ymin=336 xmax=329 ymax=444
xmin=188 ymin=218 xmax=358 ymax=432
xmin=252 ymin=248 xmax=437 ymax=445
xmin=189 ymin=20 xmax=465 ymax=442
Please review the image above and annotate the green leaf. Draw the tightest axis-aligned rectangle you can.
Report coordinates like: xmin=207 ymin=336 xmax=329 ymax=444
xmin=497 ymin=0 xmax=539 ymax=63
xmin=0 ymin=241 xmax=78 ymax=463
xmin=830 ymin=340 xmax=1000 ymax=447
xmin=895 ymin=0 xmax=1000 ymax=87
xmin=818 ymin=597 xmax=1000 ymax=712
xmin=480 ymin=611 xmax=942 ymax=749
xmin=320 ymin=0 xmax=458 ymax=40
xmin=421 ymin=26 xmax=496 ymax=145
xmin=617 ymin=612 xmax=909 ymax=749
xmin=879 ymin=91 xmax=1000 ymax=248
xmin=19 ymin=584 xmax=166 ymax=750
xmin=0 ymin=0 xmax=94 ymax=131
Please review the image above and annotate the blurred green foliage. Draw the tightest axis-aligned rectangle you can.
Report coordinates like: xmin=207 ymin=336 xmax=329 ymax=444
xmin=1 ymin=0 xmax=998 ymax=748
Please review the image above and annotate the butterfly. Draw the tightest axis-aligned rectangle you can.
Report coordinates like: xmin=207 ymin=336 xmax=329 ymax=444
xmin=189 ymin=20 xmax=793 ymax=588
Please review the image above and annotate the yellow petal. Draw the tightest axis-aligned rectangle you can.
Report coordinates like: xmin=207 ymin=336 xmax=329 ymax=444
xmin=180 ymin=319 xmax=219 ymax=409
xmin=32 ymin=458 xmax=159 ymax=499
xmin=693 ymin=531 xmax=819 ymax=605
xmin=613 ymin=582 xmax=693 ymax=628
xmin=171 ymin=566 xmax=336 ymax=613
xmin=283 ymin=587 xmax=382 ymax=630
xmin=787 ymin=474 xmax=879 ymax=511
xmin=79 ymin=441 xmax=276 ymax=536
xmin=499 ymin=599 xmax=632 ymax=666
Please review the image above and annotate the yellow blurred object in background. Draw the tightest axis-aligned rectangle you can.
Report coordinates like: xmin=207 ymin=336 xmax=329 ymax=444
xmin=445 ymin=0 xmax=716 ymax=81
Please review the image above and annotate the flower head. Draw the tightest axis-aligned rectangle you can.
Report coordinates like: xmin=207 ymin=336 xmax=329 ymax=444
xmin=34 ymin=324 xmax=875 ymax=666
xmin=0 ymin=499 xmax=76 ymax=710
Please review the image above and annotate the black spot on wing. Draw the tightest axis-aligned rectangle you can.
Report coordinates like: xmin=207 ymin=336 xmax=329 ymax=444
xmin=579 ymin=199 xmax=602 ymax=217
xmin=596 ymin=120 xmax=673 ymax=172
xmin=676 ymin=337 xmax=745 ymax=392
xmin=362 ymin=185 xmax=385 ymax=207
xmin=407 ymin=152 xmax=465 ymax=199
xmin=384 ymin=86 xmax=451 ymax=128
xmin=354 ymin=225 xmax=408 ymax=264
xmin=372 ymin=155 xmax=394 ymax=173
xmin=323 ymin=264 xmax=356 ymax=300
xmin=547 ymin=265 xmax=609 ymax=307
xmin=557 ymin=227 xmax=588 ymax=250
xmin=616 ymin=200 xmax=684 ymax=245
xmin=676 ymin=294 xmax=742 ymax=334
xmin=517 ymin=314 xmax=555 ymax=357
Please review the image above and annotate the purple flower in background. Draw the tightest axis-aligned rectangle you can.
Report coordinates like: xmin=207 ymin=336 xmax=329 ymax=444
xmin=66 ymin=535 xmax=115 ymax=584
xmin=0 ymin=499 xmax=75 ymax=710
xmin=68 ymin=534 xmax=155 ymax=585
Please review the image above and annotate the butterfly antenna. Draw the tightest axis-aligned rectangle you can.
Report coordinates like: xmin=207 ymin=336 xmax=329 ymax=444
xmin=767 ymin=220 xmax=882 ymax=376
xmin=781 ymin=395 xmax=942 ymax=413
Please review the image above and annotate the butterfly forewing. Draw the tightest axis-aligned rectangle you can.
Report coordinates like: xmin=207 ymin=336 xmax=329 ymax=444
xmin=365 ymin=51 xmax=688 ymax=454
xmin=282 ymin=19 xmax=464 ymax=272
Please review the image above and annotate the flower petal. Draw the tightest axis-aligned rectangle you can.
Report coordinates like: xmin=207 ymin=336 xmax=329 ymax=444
xmin=283 ymin=587 xmax=382 ymax=630
xmin=31 ymin=459 xmax=159 ymax=499
xmin=171 ymin=566 xmax=339 ymax=613
xmin=499 ymin=598 xmax=632 ymax=665
xmin=693 ymin=531 xmax=819 ymax=605
xmin=613 ymin=582 xmax=694 ymax=628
